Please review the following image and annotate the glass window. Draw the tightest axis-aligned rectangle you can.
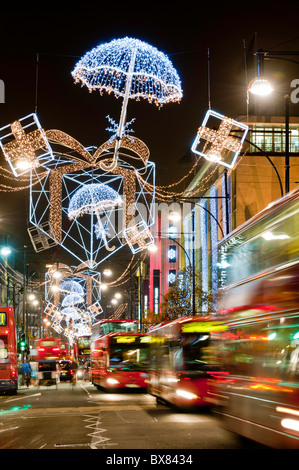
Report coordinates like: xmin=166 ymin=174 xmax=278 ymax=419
xmin=0 ymin=312 xmax=7 ymax=326
xmin=290 ymin=128 xmax=299 ymax=152
xmin=222 ymin=315 xmax=299 ymax=383
xmin=109 ymin=343 xmax=151 ymax=370
xmin=274 ymin=127 xmax=283 ymax=152
xmin=218 ymin=195 xmax=299 ymax=286
xmin=100 ymin=321 xmax=138 ymax=335
xmin=0 ymin=335 xmax=8 ymax=360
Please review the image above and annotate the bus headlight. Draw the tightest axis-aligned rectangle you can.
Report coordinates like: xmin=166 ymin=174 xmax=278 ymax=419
xmin=281 ymin=418 xmax=299 ymax=432
xmin=176 ymin=389 xmax=198 ymax=400
xmin=107 ymin=378 xmax=120 ymax=385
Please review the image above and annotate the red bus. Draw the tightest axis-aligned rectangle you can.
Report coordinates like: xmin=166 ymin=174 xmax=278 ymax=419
xmin=73 ymin=336 xmax=91 ymax=363
xmin=0 ymin=307 xmax=18 ymax=394
xmin=37 ymin=337 xmax=68 ymax=361
xmin=213 ymin=186 xmax=299 ymax=448
xmin=147 ymin=316 xmax=228 ymax=408
xmin=91 ymin=319 xmax=138 ymax=343
xmin=90 ymin=332 xmax=151 ymax=390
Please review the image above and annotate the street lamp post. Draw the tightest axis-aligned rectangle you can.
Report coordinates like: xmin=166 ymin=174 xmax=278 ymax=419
xmin=248 ymin=49 xmax=299 ymax=194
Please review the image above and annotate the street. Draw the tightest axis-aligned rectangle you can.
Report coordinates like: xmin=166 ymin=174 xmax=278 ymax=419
xmin=0 ymin=380 xmax=268 ymax=450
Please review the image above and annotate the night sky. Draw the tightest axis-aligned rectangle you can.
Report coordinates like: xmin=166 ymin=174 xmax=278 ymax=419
xmin=1 ymin=1 xmax=299 ymax=272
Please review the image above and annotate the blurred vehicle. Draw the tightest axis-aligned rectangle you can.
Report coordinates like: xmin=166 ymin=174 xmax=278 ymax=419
xmin=213 ymin=186 xmax=299 ymax=448
xmin=37 ymin=338 xmax=68 ymax=361
xmin=90 ymin=329 xmax=150 ymax=391
xmin=76 ymin=363 xmax=90 ymax=381
xmin=147 ymin=316 xmax=227 ymax=409
xmin=0 ymin=307 xmax=18 ymax=394
xmin=73 ymin=336 xmax=91 ymax=363
xmin=59 ymin=360 xmax=74 ymax=382
xmin=37 ymin=360 xmax=60 ymax=387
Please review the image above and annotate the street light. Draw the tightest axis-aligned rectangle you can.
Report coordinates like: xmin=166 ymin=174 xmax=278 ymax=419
xmin=248 ymin=49 xmax=299 ymax=194
xmin=0 ymin=246 xmax=12 ymax=256
xmin=103 ymin=268 xmax=112 ymax=277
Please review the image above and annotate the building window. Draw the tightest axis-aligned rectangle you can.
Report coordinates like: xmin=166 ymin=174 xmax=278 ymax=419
xmin=250 ymin=125 xmax=299 ymax=153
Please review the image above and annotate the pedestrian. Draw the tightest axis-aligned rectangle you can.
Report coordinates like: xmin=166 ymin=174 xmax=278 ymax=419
xmin=22 ymin=362 xmax=32 ymax=387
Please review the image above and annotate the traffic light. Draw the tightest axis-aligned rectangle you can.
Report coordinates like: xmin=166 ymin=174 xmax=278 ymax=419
xmin=18 ymin=334 xmax=29 ymax=354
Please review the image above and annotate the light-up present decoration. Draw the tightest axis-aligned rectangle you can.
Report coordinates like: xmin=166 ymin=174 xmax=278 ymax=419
xmin=0 ymin=113 xmax=54 ymax=176
xmin=45 ymin=263 xmax=101 ymax=308
xmin=191 ymin=110 xmax=248 ymax=168
xmin=72 ymin=37 xmax=182 ymax=171
xmin=29 ymin=131 xmax=155 ymax=268
xmin=45 ymin=263 xmax=103 ymax=340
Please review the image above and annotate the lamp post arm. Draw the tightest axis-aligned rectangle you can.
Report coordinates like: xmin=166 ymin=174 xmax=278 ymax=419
xmin=174 ymin=197 xmax=225 ymax=238
xmin=242 ymin=138 xmax=284 ymax=197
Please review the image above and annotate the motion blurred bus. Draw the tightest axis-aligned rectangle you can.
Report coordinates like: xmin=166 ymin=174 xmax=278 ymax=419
xmin=37 ymin=337 xmax=68 ymax=361
xmin=0 ymin=307 xmax=18 ymax=394
xmin=91 ymin=319 xmax=138 ymax=342
xmin=90 ymin=319 xmax=149 ymax=390
xmin=213 ymin=186 xmax=299 ymax=448
xmin=147 ymin=316 xmax=228 ymax=408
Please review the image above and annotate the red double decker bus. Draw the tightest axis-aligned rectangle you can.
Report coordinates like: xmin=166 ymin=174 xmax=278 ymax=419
xmin=147 ymin=316 xmax=228 ymax=408
xmin=90 ymin=320 xmax=150 ymax=390
xmin=37 ymin=337 xmax=68 ymax=361
xmin=0 ymin=307 xmax=18 ymax=394
xmin=73 ymin=336 xmax=91 ymax=363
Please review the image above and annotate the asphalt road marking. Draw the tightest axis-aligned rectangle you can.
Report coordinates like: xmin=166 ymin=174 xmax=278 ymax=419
xmin=0 ymin=426 xmax=19 ymax=433
xmin=4 ymin=393 xmax=41 ymax=403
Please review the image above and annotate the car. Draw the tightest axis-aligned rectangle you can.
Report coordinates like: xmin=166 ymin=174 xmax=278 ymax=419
xmin=59 ymin=360 xmax=73 ymax=381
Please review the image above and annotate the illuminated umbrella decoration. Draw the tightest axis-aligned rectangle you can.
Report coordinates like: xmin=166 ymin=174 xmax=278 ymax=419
xmin=61 ymin=307 xmax=81 ymax=321
xmin=61 ymin=293 xmax=85 ymax=307
xmin=60 ymin=279 xmax=85 ymax=296
xmin=72 ymin=37 xmax=182 ymax=170
xmin=68 ymin=182 xmax=123 ymax=252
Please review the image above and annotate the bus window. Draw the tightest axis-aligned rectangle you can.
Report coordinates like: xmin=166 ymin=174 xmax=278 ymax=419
xmin=222 ymin=316 xmax=299 ymax=381
xmin=0 ymin=312 xmax=7 ymax=326
xmin=0 ymin=336 xmax=8 ymax=360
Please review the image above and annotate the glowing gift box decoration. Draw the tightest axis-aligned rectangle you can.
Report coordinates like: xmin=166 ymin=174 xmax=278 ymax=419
xmin=0 ymin=113 xmax=54 ymax=177
xmin=191 ymin=110 xmax=248 ymax=169
xmin=29 ymin=131 xmax=155 ymax=268
xmin=45 ymin=263 xmax=101 ymax=311
xmin=124 ymin=220 xmax=155 ymax=254
xmin=45 ymin=264 xmax=103 ymax=340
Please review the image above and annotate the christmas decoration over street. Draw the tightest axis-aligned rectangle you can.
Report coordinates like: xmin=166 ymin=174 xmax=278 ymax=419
xmin=72 ymin=37 xmax=183 ymax=170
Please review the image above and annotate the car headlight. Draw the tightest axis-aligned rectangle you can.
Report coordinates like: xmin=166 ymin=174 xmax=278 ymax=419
xmin=107 ymin=377 xmax=119 ymax=385
xmin=176 ymin=389 xmax=198 ymax=400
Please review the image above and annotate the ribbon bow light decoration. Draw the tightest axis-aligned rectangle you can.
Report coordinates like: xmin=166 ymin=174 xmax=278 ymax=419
xmin=0 ymin=113 xmax=155 ymax=269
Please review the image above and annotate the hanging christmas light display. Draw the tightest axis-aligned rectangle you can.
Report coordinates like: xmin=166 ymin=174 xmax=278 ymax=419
xmin=44 ymin=263 xmax=102 ymax=341
xmin=0 ymin=113 xmax=54 ymax=177
xmin=191 ymin=109 xmax=248 ymax=168
xmin=68 ymin=182 xmax=123 ymax=252
xmin=28 ymin=131 xmax=155 ymax=268
xmin=72 ymin=37 xmax=182 ymax=170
